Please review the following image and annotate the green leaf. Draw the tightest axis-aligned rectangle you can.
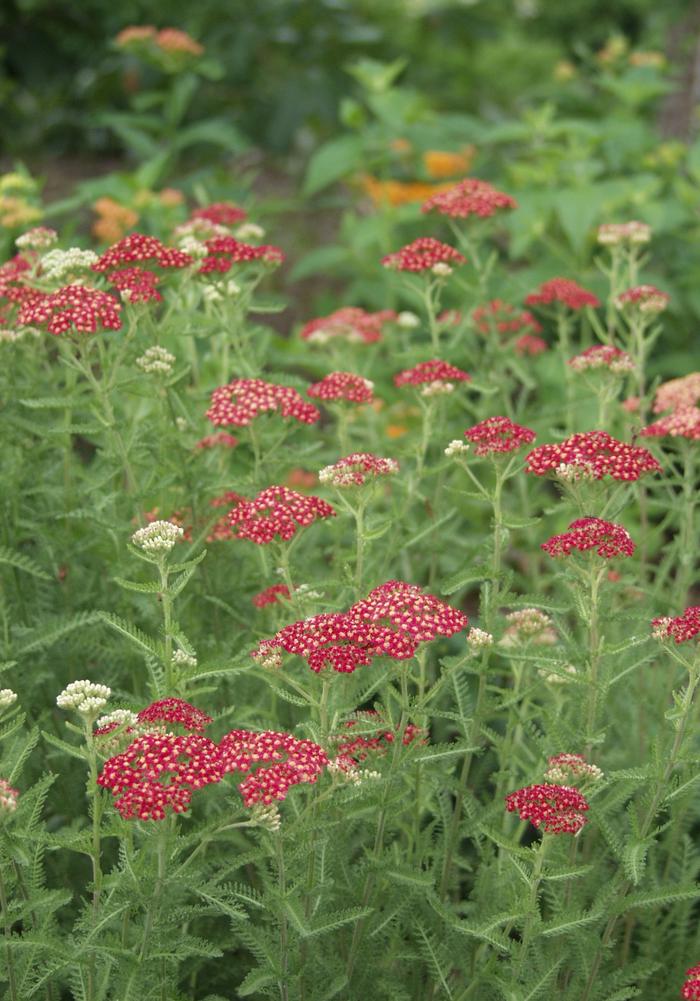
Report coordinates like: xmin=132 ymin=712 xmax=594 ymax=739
xmin=541 ymin=910 xmax=602 ymax=937
xmin=303 ymin=136 xmax=364 ymax=195
xmin=441 ymin=568 xmax=491 ymax=595
xmin=0 ymin=546 xmax=51 ymax=580
xmin=98 ymin=612 xmax=162 ymax=659
xmin=112 ymin=577 xmax=162 ymax=594
xmin=237 ymin=968 xmax=277 ymax=996
xmin=41 ymin=731 xmax=86 ymax=763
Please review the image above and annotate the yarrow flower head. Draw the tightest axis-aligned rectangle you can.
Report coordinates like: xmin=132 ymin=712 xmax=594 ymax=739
xmin=473 ymin=299 xmax=542 ymax=338
xmin=381 ymin=237 xmax=466 ymax=273
xmin=651 ymin=607 xmax=700 ymax=645
xmin=95 ymin=709 xmax=139 ymax=732
xmin=307 ymin=371 xmax=374 ymax=404
xmin=17 ymin=284 xmax=122 ymax=336
xmin=92 ymin=233 xmax=193 ymax=273
xmin=525 ymin=431 xmax=662 ymax=482
xmin=172 ymin=649 xmax=197 ymax=669
xmin=131 ymin=519 xmax=183 ymax=554
xmin=318 ymin=453 xmax=399 ymax=488
xmin=525 ymin=278 xmax=600 ymax=311
xmin=394 ymin=359 xmax=471 ymax=391
xmin=641 ymin=407 xmax=700 ymax=441
xmin=330 ymin=710 xmax=424 ymax=774
xmin=108 ymin=266 xmax=163 ymax=304
xmin=464 ymin=416 xmax=536 ymax=456
xmin=300 ymin=307 xmax=396 ymax=345
xmin=0 ymin=689 xmax=17 ymax=709
xmin=206 ymin=378 xmax=320 ymax=428
xmin=227 ymin=486 xmax=336 ymax=544
xmin=653 ymin=373 xmax=700 ymax=414
xmin=597 ymin=221 xmax=651 ymax=246
xmin=501 ymin=608 xmax=558 ymax=647
xmin=567 ymin=345 xmax=635 ymax=375
xmin=445 ymin=439 xmax=470 ymax=457
xmin=40 ymin=248 xmax=100 ymax=283
xmin=681 ymin=964 xmax=700 ymax=1000
xmin=467 ymin=627 xmax=494 ymax=650
xmin=57 ymin=680 xmax=111 ymax=718
xmin=544 ymin=753 xmax=603 ymax=784
xmin=421 ymin=177 xmax=516 ymax=218
xmin=505 ymin=783 xmax=589 ymax=835
xmin=137 ymin=698 xmax=212 ymax=733
xmin=615 ymin=284 xmax=669 ymax=314
xmin=190 ymin=202 xmax=246 ymax=228
xmin=541 ymin=518 xmax=635 ymax=559
xmin=194 ymin=431 xmax=238 ymax=450
xmin=16 ymin=226 xmax=57 ymax=250
xmin=0 ymin=779 xmax=19 ymax=815
xmin=198 ymin=236 xmax=284 ymax=274
xmin=218 ymin=730 xmax=328 ymax=807
xmin=136 ymin=345 xmax=175 ymax=375
xmin=253 ymin=584 xmax=291 ymax=608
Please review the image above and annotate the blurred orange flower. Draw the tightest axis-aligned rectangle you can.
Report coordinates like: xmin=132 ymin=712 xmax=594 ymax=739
xmin=360 ymin=175 xmax=452 ymax=207
xmin=386 ymin=424 xmax=409 ymax=439
xmin=92 ymin=197 xmax=139 ymax=243
xmin=423 ymin=147 xmax=475 ymax=179
xmin=156 ymin=28 xmax=204 ymax=56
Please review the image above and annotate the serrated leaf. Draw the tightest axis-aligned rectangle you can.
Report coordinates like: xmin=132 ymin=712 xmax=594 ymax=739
xmin=0 ymin=546 xmax=51 ymax=580
xmin=113 ymin=577 xmax=162 ymax=594
xmin=441 ymin=568 xmax=491 ymax=595
xmin=541 ymin=910 xmax=602 ymax=936
xmin=41 ymin=731 xmax=86 ymax=763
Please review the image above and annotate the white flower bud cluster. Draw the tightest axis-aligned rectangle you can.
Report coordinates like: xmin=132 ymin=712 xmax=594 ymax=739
xmin=327 ymin=759 xmax=381 ymax=785
xmin=0 ymin=689 xmax=17 ymax=708
xmin=253 ymin=650 xmax=283 ymax=671
xmin=202 ymin=279 xmax=241 ymax=303
xmin=651 ymin=617 xmax=672 ymax=641
xmin=250 ymin=802 xmax=281 ymax=831
xmin=421 ymin=380 xmax=454 ymax=397
xmin=467 ymin=627 xmax=494 ymax=650
xmin=444 ymin=439 xmax=470 ymax=457
xmin=544 ymin=755 xmax=604 ymax=784
xmin=56 ymin=680 xmax=111 ymax=716
xmin=175 ymin=417 xmax=188 ymax=431
xmin=41 ymin=248 xmax=99 ymax=282
xmin=396 ymin=311 xmax=420 ymax=329
xmin=295 ymin=583 xmax=323 ymax=600
xmin=131 ymin=520 xmax=183 ymax=554
xmin=234 ymin=222 xmax=265 ymax=240
xmin=501 ymin=608 xmax=558 ymax=647
xmin=172 ymin=649 xmax=197 ymax=668
xmin=0 ymin=779 xmax=18 ymax=814
xmin=597 ymin=221 xmax=651 ymax=246
xmin=431 ymin=262 xmax=453 ymax=277
xmin=16 ymin=226 xmax=58 ymax=250
xmin=176 ymin=235 xmax=208 ymax=258
xmin=173 ymin=219 xmax=227 ymax=242
xmin=555 ymin=461 xmax=596 ymax=483
xmin=136 ymin=345 xmax=176 ymax=376
xmin=96 ymin=708 xmax=138 ymax=730
xmin=538 ymin=663 xmax=577 ymax=684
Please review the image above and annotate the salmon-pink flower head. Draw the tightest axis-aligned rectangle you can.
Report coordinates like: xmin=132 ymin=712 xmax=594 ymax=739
xmin=218 ymin=729 xmax=328 ymax=807
xmin=194 ymin=431 xmax=238 ymax=450
xmin=381 ymin=237 xmax=466 ymax=273
xmin=300 ymin=307 xmax=396 ymax=345
xmin=108 ymin=266 xmax=162 ymax=304
xmin=227 ymin=486 xmax=336 ymax=544
xmin=98 ymin=732 xmax=223 ymax=820
xmin=17 ymin=284 xmax=122 ymax=336
xmin=615 ymin=284 xmax=669 ymax=314
xmin=319 ymin=452 xmax=400 ymax=488
xmin=525 ymin=278 xmax=600 ymax=311
xmin=421 ymin=177 xmax=517 ymax=218
xmin=652 ymin=607 xmax=700 ymax=645
xmin=0 ymin=779 xmax=19 ymax=815
xmin=525 ymin=431 xmax=662 ymax=482
xmin=501 ymin=608 xmax=557 ymax=647
xmin=137 ymin=698 xmax=212 ymax=733
xmin=394 ymin=359 xmax=471 ymax=393
xmin=505 ymin=783 xmax=589 ymax=835
xmin=206 ymin=378 xmax=320 ymax=428
xmin=568 ymin=345 xmax=635 ymax=374
xmin=198 ymin=235 xmax=284 ymax=274
xmin=252 ymin=580 xmax=467 ymax=674
xmin=473 ymin=299 xmax=542 ymax=337
xmin=92 ymin=233 xmax=193 ymax=273
xmin=464 ymin=416 xmax=536 ymax=456
xmin=682 ymin=965 xmax=700 ymax=1000
xmin=653 ymin=373 xmax=700 ymax=414
xmin=190 ymin=202 xmax=246 ymax=227
xmin=516 ymin=333 xmax=548 ymax=356
xmin=16 ymin=226 xmax=57 ymax=251
xmin=544 ymin=753 xmax=603 ymax=784
xmin=155 ymin=28 xmax=203 ymax=55
xmin=541 ymin=517 xmax=635 ymax=559
xmin=641 ymin=407 xmax=700 ymax=440
xmin=253 ymin=584 xmax=291 ymax=608
xmin=597 ymin=221 xmax=651 ymax=246
xmin=307 ymin=371 xmax=374 ymax=404
xmin=115 ymin=25 xmax=156 ymax=47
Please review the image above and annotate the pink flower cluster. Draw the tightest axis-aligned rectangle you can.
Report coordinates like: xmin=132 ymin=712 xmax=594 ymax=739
xmin=307 ymin=371 xmax=374 ymax=404
xmin=319 ymin=452 xmax=399 ymax=488
xmin=682 ymin=965 xmax=700 ymax=1000
xmin=218 ymin=730 xmax=328 ymax=807
xmin=199 ymin=236 xmax=284 ymax=274
xmin=421 ymin=177 xmax=517 ymax=218
xmin=253 ymin=584 xmax=291 ymax=608
xmin=382 ymin=238 xmax=466 ymax=273
xmin=505 ymin=783 xmax=590 ymax=835
xmin=653 ymin=373 xmax=700 ymax=414
xmin=92 ymin=233 xmax=193 ymax=272
xmin=652 ymin=607 xmax=700 ymax=645
xmin=615 ymin=284 xmax=669 ymax=314
xmin=107 ymin=266 xmax=162 ymax=304
xmin=464 ymin=416 xmax=536 ymax=456
xmin=300 ymin=307 xmax=396 ymax=345
xmin=136 ymin=698 xmax=213 ymax=732
xmin=541 ymin=518 xmax=635 ymax=559
xmin=567 ymin=345 xmax=634 ymax=374
xmin=18 ymin=284 xmax=122 ymax=336
xmin=253 ymin=580 xmax=468 ymax=674
xmin=394 ymin=359 xmax=471 ymax=388
xmin=332 ymin=710 xmax=424 ymax=770
xmin=227 ymin=486 xmax=336 ymax=544
xmin=190 ymin=202 xmax=246 ymax=227
xmin=194 ymin=431 xmax=239 ymax=450
xmin=525 ymin=431 xmax=661 ymax=482
xmin=525 ymin=278 xmax=600 ymax=311
xmin=206 ymin=378 xmax=320 ymax=427
xmin=641 ymin=408 xmax=700 ymax=441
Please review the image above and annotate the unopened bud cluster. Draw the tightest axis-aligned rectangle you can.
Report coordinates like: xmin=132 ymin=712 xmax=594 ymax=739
xmin=41 ymin=248 xmax=99 ymax=282
xmin=597 ymin=221 xmax=651 ymax=246
xmin=172 ymin=649 xmax=197 ymax=669
xmin=131 ymin=520 xmax=184 ymax=554
xmin=136 ymin=345 xmax=176 ymax=375
xmin=0 ymin=689 xmax=17 ymax=709
xmin=467 ymin=627 xmax=494 ymax=650
xmin=16 ymin=226 xmax=58 ymax=250
xmin=444 ymin=439 xmax=470 ymax=457
xmin=57 ymin=680 xmax=111 ymax=717
xmin=250 ymin=802 xmax=281 ymax=831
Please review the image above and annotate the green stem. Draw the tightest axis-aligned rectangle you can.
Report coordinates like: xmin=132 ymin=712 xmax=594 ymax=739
xmin=160 ymin=562 xmax=174 ymax=691
xmin=276 ymin=835 xmax=289 ymax=1001
xmin=0 ymin=861 xmax=17 ymax=1001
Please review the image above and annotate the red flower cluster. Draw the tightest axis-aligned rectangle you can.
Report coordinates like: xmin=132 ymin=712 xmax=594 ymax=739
xmin=300 ymin=307 xmax=396 ymax=345
xmin=394 ymin=359 xmax=471 ymax=387
xmin=541 ymin=518 xmax=635 ymax=559
xmin=567 ymin=345 xmax=634 ymax=374
xmin=253 ymin=584 xmax=291 ymax=608
xmin=92 ymin=233 xmax=193 ymax=273
xmin=681 ymin=965 xmax=700 ymax=1000
xmin=218 ymin=730 xmax=328 ymax=807
xmin=319 ymin=452 xmax=399 ymax=488
xmin=199 ymin=236 xmax=284 ymax=274
xmin=107 ymin=267 xmax=162 ymax=304
xmin=227 ymin=486 xmax=336 ymax=544
xmin=0 ymin=254 xmax=33 ymax=304
xmin=615 ymin=284 xmax=669 ymax=313
xmin=652 ymin=607 xmax=700 ymax=644
xmin=473 ymin=299 xmax=542 ymax=336
xmin=421 ymin=178 xmax=516 ymax=218
xmin=136 ymin=698 xmax=213 ymax=733
xmin=525 ymin=431 xmax=662 ymax=482
xmin=505 ymin=783 xmax=589 ymax=835
xmin=190 ymin=202 xmax=246 ymax=227
xmin=464 ymin=416 xmax=536 ymax=456
xmin=382 ymin=237 xmax=466 ymax=272
xmin=515 ymin=333 xmax=548 ymax=356
xmin=253 ymin=580 xmax=468 ymax=674
xmin=194 ymin=431 xmax=239 ymax=450
xmin=17 ymin=284 xmax=122 ymax=336
xmin=525 ymin=278 xmax=600 ymax=310
xmin=332 ymin=711 xmax=424 ymax=771
xmin=307 ymin=371 xmax=374 ymax=404
xmin=641 ymin=407 xmax=700 ymax=441
xmin=206 ymin=378 xmax=321 ymax=427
